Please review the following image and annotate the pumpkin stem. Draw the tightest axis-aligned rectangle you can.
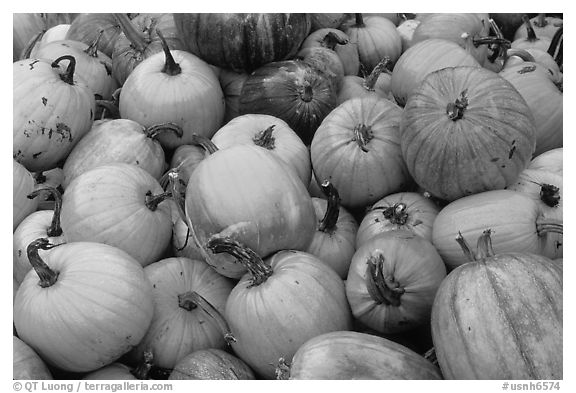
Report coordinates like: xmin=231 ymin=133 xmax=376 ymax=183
xmin=95 ymin=99 xmax=121 ymax=120
xmin=363 ymin=57 xmax=391 ymax=91
xmin=51 ymin=55 xmax=77 ymax=85
xmin=27 ymin=238 xmax=60 ymax=288
xmin=378 ymin=202 xmax=409 ymax=226
xmin=114 ymin=13 xmax=148 ymax=53
xmin=33 ymin=171 xmax=47 ymax=184
xmin=299 ymin=81 xmax=313 ymax=103
xmin=547 ymin=27 xmax=563 ymax=68
xmin=156 ymin=28 xmax=181 ymax=76
xmin=354 ymin=13 xmax=365 ymax=27
xmin=321 ymin=31 xmax=348 ymax=50
xmin=275 ymin=357 xmax=291 ymax=380
xmin=475 ymin=229 xmax=495 ymax=260
xmin=525 ymin=181 xmax=561 ymax=208
xmin=85 ymin=30 xmax=104 ymax=58
xmin=131 ymin=351 xmax=153 ymax=380
xmin=352 ymin=124 xmax=373 ymax=152
xmin=365 ymin=253 xmax=405 ymax=306
xmin=145 ymin=190 xmax=172 ymax=211
xmin=20 ymin=30 xmax=44 ymax=60
xmin=446 ymin=90 xmax=469 ymax=121
xmin=472 ymin=36 xmax=511 ymax=48
xmin=535 ymin=13 xmax=547 ymax=28
xmin=455 ymin=231 xmax=476 ymax=262
xmin=318 ymin=180 xmax=341 ymax=233
xmin=145 ymin=122 xmax=184 ymax=140
xmin=27 ymin=187 xmax=63 ymax=237
xmin=252 ymin=125 xmax=276 ymax=150
xmin=178 ymin=291 xmax=236 ymax=345
xmin=536 ymin=218 xmax=563 ymax=236
xmin=423 ymin=347 xmax=439 ymax=367
xmin=207 ymin=237 xmax=273 ymax=288
xmin=522 ymin=15 xmax=538 ymax=42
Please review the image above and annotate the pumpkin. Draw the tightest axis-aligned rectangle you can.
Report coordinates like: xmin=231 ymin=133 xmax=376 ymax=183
xmin=13 ymin=336 xmax=53 ymax=380
xmin=310 ymin=96 xmax=411 ymax=209
xmin=356 ymin=192 xmax=440 ymax=247
xmin=337 ymin=57 xmax=395 ymax=104
xmin=296 ymin=43 xmax=345 ymax=92
xmin=111 ymin=13 xmax=185 ymax=86
xmin=13 ymin=187 xmax=66 ymax=285
xmin=24 ymin=24 xmax=72 ymax=60
xmin=305 ymin=180 xmax=358 ymax=279
xmin=431 ymin=231 xmax=562 ymax=379
xmin=119 ymin=31 xmax=224 ymax=150
xmin=391 ymin=39 xmax=480 ymax=106
xmin=13 ymin=160 xmax=39 ymax=230
xmin=346 ymin=231 xmax=447 ymax=334
xmin=131 ymin=257 xmax=234 ymax=369
xmin=309 ymin=13 xmax=348 ymax=31
xmin=33 ymin=33 xmax=118 ymax=100
xmin=169 ymin=349 xmax=255 ymax=380
xmin=281 ymin=331 xmax=442 ymax=379
xmin=60 ymin=163 xmax=173 ymax=266
xmin=529 ymin=147 xmax=562 ymax=174
xmin=208 ymin=238 xmax=353 ymax=379
xmin=400 ymin=66 xmax=536 ymax=202
xmin=65 ymin=13 xmax=123 ymax=58
xmin=13 ymin=55 xmax=96 ymax=172
xmin=238 ymin=59 xmax=337 ymax=145
xmin=13 ymin=239 xmax=155 ymax=372
xmin=211 ymin=114 xmax=311 ymax=186
xmin=218 ymin=69 xmax=249 ymax=124
xmin=513 ymin=14 xmax=563 ymax=41
xmin=31 ymin=168 xmax=65 ymax=211
xmin=490 ymin=13 xmax=526 ymax=41
xmin=184 ymin=144 xmax=316 ymax=279
xmin=62 ymin=119 xmax=170 ymax=188
xmin=499 ymin=62 xmax=562 ymax=157
xmin=13 ymin=13 xmax=47 ymax=61
xmin=397 ymin=18 xmax=421 ymax=52
xmin=342 ymin=14 xmax=402 ymax=71
xmin=299 ymin=28 xmax=360 ymax=76
xmin=83 ymin=363 xmax=138 ymax=380
xmin=168 ymin=134 xmax=218 ymax=187
xmin=173 ymin=13 xmax=311 ymax=73
xmin=512 ymin=15 xmax=552 ymax=52
xmin=432 ymin=190 xmax=563 ymax=270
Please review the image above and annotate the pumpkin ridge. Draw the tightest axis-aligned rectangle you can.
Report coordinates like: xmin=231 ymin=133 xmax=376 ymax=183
xmin=482 ymin=263 xmax=540 ymax=378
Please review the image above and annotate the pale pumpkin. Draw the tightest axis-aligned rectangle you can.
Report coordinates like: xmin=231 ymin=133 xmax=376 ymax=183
xmin=299 ymin=28 xmax=360 ymax=76
xmin=13 ymin=336 xmax=53 ymax=380
xmin=529 ymin=147 xmax=562 ymax=174
xmin=169 ymin=349 xmax=255 ymax=380
xmin=13 ymin=160 xmax=39 ymax=230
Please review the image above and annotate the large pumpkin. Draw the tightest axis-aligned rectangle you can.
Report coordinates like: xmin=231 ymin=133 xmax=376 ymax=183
xmin=400 ymin=66 xmax=536 ymax=201
xmin=282 ymin=331 xmax=442 ymax=379
xmin=173 ymin=13 xmax=311 ymax=73
xmin=208 ymin=238 xmax=353 ymax=379
xmin=13 ymin=56 xmax=95 ymax=172
xmin=13 ymin=239 xmax=155 ymax=372
xmin=184 ymin=144 xmax=316 ymax=279
xmin=431 ymin=231 xmax=562 ymax=379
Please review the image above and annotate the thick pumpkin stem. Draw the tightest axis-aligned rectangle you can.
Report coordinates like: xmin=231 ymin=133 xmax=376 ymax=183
xmin=178 ymin=291 xmax=236 ymax=345
xmin=299 ymin=82 xmax=313 ymax=103
xmin=95 ymin=99 xmax=120 ymax=119
xmin=472 ymin=36 xmax=511 ymax=48
xmin=535 ymin=13 xmax=547 ymax=28
xmin=27 ymin=238 xmax=60 ymax=288
xmin=455 ymin=231 xmax=476 ymax=262
xmin=85 ymin=30 xmax=104 ymax=57
xmin=114 ymin=13 xmax=147 ymax=52
xmin=355 ymin=13 xmax=365 ymax=27
xmin=365 ymin=253 xmax=404 ymax=306
xmin=321 ymin=31 xmax=348 ymax=50
xmin=318 ymin=180 xmax=341 ymax=233
xmin=275 ymin=358 xmax=291 ymax=380
xmin=535 ymin=183 xmax=561 ymax=208
xmin=145 ymin=190 xmax=171 ymax=211
xmin=475 ymin=229 xmax=495 ymax=260
xmin=27 ymin=187 xmax=63 ymax=237
xmin=522 ymin=15 xmax=538 ymax=42
xmin=363 ymin=57 xmax=391 ymax=91
xmin=252 ymin=125 xmax=276 ymax=150
xmin=131 ymin=351 xmax=153 ymax=380
xmin=379 ymin=202 xmax=409 ymax=226
xmin=51 ymin=55 xmax=77 ymax=85
xmin=145 ymin=122 xmax=184 ymax=140
xmin=156 ymin=28 xmax=181 ymax=76
xmin=536 ymin=218 xmax=563 ymax=236
xmin=207 ymin=237 xmax=273 ymax=288
xmin=446 ymin=90 xmax=469 ymax=121
xmin=352 ymin=124 xmax=373 ymax=152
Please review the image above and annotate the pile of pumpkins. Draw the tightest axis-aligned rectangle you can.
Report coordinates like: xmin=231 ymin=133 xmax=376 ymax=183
xmin=13 ymin=12 xmax=563 ymax=380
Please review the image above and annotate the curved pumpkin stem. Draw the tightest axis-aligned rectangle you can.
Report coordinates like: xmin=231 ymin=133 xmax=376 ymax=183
xmin=376 ymin=202 xmax=410 ymax=226
xmin=275 ymin=357 xmax=291 ymax=380
xmin=318 ymin=180 xmax=340 ymax=233
xmin=156 ymin=28 xmax=181 ymax=76
xmin=455 ymin=230 xmax=495 ymax=262
xmin=354 ymin=13 xmax=365 ymax=28
xmin=522 ymin=15 xmax=539 ymax=42
xmin=51 ymin=55 xmax=77 ymax=85
xmin=131 ymin=351 xmax=153 ymax=380
xmin=144 ymin=190 xmax=172 ymax=211
xmin=85 ymin=29 xmax=104 ymax=57
xmin=252 ymin=125 xmax=276 ymax=150
xmin=536 ymin=218 xmax=563 ymax=236
xmin=114 ymin=13 xmax=147 ymax=52
xmin=363 ymin=57 xmax=391 ymax=91
xmin=27 ymin=238 xmax=61 ymax=288
xmin=446 ymin=90 xmax=469 ymax=121
xmin=27 ymin=187 xmax=63 ymax=237
xmin=365 ymin=253 xmax=405 ymax=306
xmin=145 ymin=122 xmax=184 ymax=140
xmin=321 ymin=31 xmax=348 ymax=50
xmin=455 ymin=231 xmax=476 ymax=262
xmin=352 ymin=124 xmax=373 ymax=152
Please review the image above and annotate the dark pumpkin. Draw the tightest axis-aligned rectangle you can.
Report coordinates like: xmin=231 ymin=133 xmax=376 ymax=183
xmin=169 ymin=349 xmax=255 ymax=380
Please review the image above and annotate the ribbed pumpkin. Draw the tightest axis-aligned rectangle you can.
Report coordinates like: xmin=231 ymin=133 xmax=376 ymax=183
xmin=513 ymin=14 xmax=563 ymax=41
xmin=13 ymin=56 xmax=95 ymax=172
xmin=173 ymin=13 xmax=311 ymax=73
xmin=432 ymin=190 xmax=562 ymax=269
xmin=431 ymin=231 xmax=562 ymax=379
xmin=13 ymin=160 xmax=39 ymax=230
xmin=400 ymin=66 xmax=536 ymax=201
xmin=336 ymin=58 xmax=395 ymax=105
xmin=184 ymin=144 xmax=316 ymax=279
xmin=168 ymin=135 xmax=217 ymax=188
xmin=60 ymin=163 xmax=172 ymax=266
xmin=211 ymin=114 xmax=311 ymax=186
xmin=208 ymin=238 xmax=353 ymax=379
xmin=299 ymin=27 xmax=360 ymax=76
xmin=281 ymin=331 xmax=442 ymax=379
xmin=311 ymin=96 xmax=410 ymax=209
xmin=512 ymin=16 xmax=552 ymax=52
xmin=169 ymin=349 xmax=255 ymax=380
xmin=24 ymin=24 xmax=71 ymax=60
xmin=346 ymin=231 xmax=447 ymax=334
xmin=13 ymin=239 xmax=155 ymax=372
xmin=356 ymin=192 xmax=440 ymax=247
xmin=64 ymin=13 xmax=123 ymax=58
xmin=13 ymin=336 xmax=53 ymax=380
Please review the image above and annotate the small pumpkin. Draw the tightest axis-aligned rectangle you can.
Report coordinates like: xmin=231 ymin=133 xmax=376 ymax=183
xmin=431 ymin=230 xmax=562 ymax=379
xmin=299 ymin=28 xmax=360 ymax=76
xmin=13 ymin=55 xmax=96 ymax=172
xmin=512 ymin=15 xmax=554 ymax=52
xmin=13 ymin=336 xmax=53 ymax=380
xmin=337 ymin=57 xmax=395 ymax=105
xmin=65 ymin=13 xmax=123 ymax=58
xmin=281 ymin=331 xmax=442 ymax=379
xmin=13 ymin=160 xmax=39 ymax=230
xmin=513 ymin=14 xmax=563 ymax=41
xmin=168 ymin=134 xmax=218 ymax=187
xmin=169 ymin=349 xmax=255 ymax=380
xmin=296 ymin=42 xmax=345 ymax=92
xmin=400 ymin=66 xmax=536 ymax=201
xmin=208 ymin=238 xmax=353 ymax=379
xmin=14 ymin=239 xmax=155 ymax=372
